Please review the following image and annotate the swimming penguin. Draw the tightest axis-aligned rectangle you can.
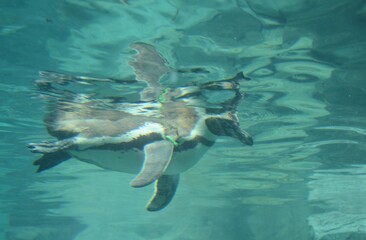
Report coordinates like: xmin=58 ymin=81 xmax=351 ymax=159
xmin=28 ymin=42 xmax=253 ymax=211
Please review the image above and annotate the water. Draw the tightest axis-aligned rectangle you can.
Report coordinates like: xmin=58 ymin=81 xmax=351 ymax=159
xmin=1 ymin=0 xmax=366 ymax=239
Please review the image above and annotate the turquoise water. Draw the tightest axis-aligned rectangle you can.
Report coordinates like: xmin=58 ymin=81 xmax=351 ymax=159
xmin=1 ymin=0 xmax=366 ymax=239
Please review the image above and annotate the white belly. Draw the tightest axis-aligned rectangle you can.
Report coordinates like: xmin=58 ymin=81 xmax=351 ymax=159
xmin=69 ymin=143 xmax=210 ymax=175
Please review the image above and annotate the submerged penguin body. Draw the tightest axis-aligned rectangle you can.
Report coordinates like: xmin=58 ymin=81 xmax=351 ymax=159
xmin=28 ymin=43 xmax=253 ymax=211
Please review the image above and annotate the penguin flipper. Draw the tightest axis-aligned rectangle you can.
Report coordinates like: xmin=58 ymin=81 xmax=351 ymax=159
xmin=146 ymin=174 xmax=180 ymax=211
xmin=130 ymin=140 xmax=174 ymax=188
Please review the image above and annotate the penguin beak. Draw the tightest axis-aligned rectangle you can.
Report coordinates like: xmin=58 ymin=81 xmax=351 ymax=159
xmin=205 ymin=118 xmax=253 ymax=146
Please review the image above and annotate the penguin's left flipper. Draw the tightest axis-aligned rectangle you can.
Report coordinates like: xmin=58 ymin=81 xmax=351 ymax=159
xmin=146 ymin=174 xmax=180 ymax=211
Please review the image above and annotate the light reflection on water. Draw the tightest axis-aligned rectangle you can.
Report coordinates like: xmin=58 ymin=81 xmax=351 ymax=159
xmin=1 ymin=0 xmax=366 ymax=239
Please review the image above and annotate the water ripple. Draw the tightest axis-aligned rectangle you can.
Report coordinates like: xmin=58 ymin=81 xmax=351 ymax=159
xmin=315 ymin=126 xmax=366 ymax=136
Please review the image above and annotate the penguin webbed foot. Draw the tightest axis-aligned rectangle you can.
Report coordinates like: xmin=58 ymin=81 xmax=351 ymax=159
xmin=33 ymin=151 xmax=71 ymax=172
xmin=28 ymin=139 xmax=74 ymax=153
